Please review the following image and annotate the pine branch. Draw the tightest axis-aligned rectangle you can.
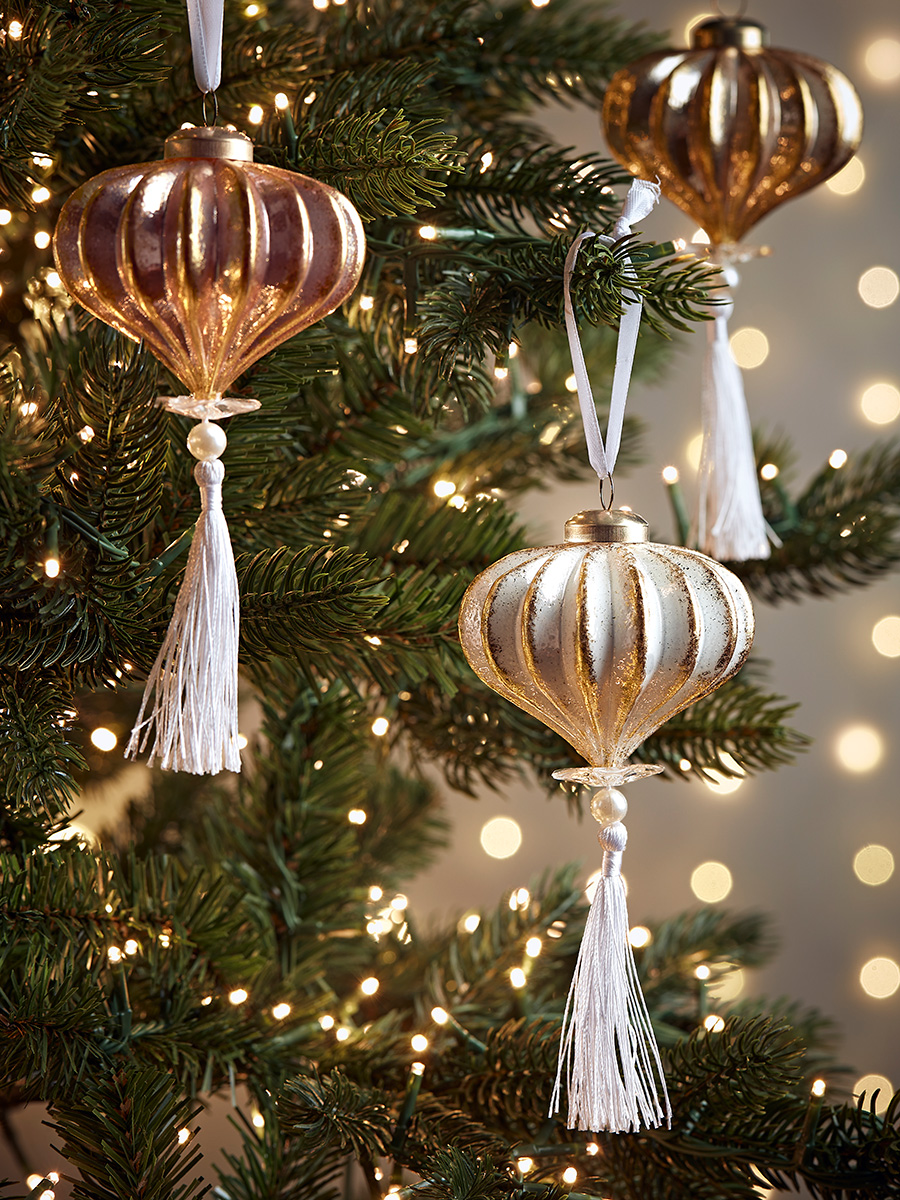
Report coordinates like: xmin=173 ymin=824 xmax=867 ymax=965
xmin=0 ymin=670 xmax=83 ymax=826
xmin=279 ymin=1069 xmax=394 ymax=1158
xmin=216 ymin=1122 xmax=345 ymax=1200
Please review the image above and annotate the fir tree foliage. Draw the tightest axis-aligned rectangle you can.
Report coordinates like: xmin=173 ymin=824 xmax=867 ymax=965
xmin=1 ymin=0 xmax=899 ymax=1196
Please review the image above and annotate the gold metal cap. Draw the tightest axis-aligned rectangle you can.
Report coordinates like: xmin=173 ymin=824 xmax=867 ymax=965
xmin=165 ymin=126 xmax=255 ymax=162
xmin=564 ymin=508 xmax=650 ymax=544
xmin=691 ymin=17 xmax=769 ymax=51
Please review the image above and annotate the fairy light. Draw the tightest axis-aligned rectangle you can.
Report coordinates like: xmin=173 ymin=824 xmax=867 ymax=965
xmin=201 ymin=995 xmax=212 ymax=1006
xmin=562 ymin=1167 xmax=578 ymax=1185
xmin=419 ymin=225 xmax=437 ymax=240
xmin=229 ymin=988 xmax=249 ymax=1005
xmin=8 ymin=19 xmax=23 ymax=38
xmin=313 ymin=759 xmax=324 ymax=769
xmin=411 ymin=1033 xmax=429 ymax=1052
xmin=629 ymin=925 xmax=651 ymax=948
xmin=760 ymin=463 xmax=779 ymax=480
xmin=509 ymin=886 xmax=530 ymax=910
xmin=564 ymin=372 xmax=577 ymax=392
xmin=525 ymin=936 xmax=542 ymax=957
xmin=860 ymin=381 xmax=900 ymax=424
xmin=462 ymin=912 xmax=480 ymax=933
xmin=860 ymin=956 xmax=900 ymax=998
xmin=691 ymin=861 xmax=733 ymax=902
xmin=730 ymin=327 xmax=769 ymax=369
xmin=107 ymin=946 xmax=123 ymax=963
xmin=431 ymin=1006 xmax=449 ymax=1024
xmin=159 ymin=931 xmax=171 ymax=948
xmin=251 ymin=1110 xmax=265 ymax=1128
xmin=78 ymin=424 xmax=95 ymax=442
xmin=359 ymin=294 xmax=374 ymax=310
xmin=274 ymin=93 xmax=290 ymax=111
xmin=34 ymin=231 xmax=51 ymax=249
xmin=245 ymin=2 xmax=261 ymax=13
xmin=858 ymin=266 xmax=899 ymax=309
xmin=248 ymin=105 xmax=264 ymax=125
xmin=448 ymin=494 xmax=466 ymax=510
xmin=90 ymin=727 xmax=117 ymax=751
xmin=853 ymin=844 xmax=895 ymax=885
xmin=872 ymin=615 xmax=900 ymax=657
xmin=494 ymin=365 xmax=508 ymax=380
xmin=272 ymin=1002 xmax=291 ymax=1019
xmin=695 ymin=964 xmax=711 ymax=980
xmin=865 ymin=36 xmax=900 ymax=83
xmin=586 ymin=1142 xmax=599 ymax=1156
xmin=854 ymin=1073 xmax=893 ymax=1114
xmin=237 ymin=733 xmax=248 ymax=750
xmin=829 ymin=448 xmax=848 ymax=468
xmin=44 ymin=557 xmax=60 ymax=579
xmin=692 ymin=227 xmax=710 ymax=245
xmin=480 ymin=151 xmax=493 ymax=172
xmin=368 ymin=885 xmax=383 ymax=901
xmin=479 ymin=816 xmax=522 ymax=859
xmin=360 ymin=977 xmax=379 ymax=995
xmin=0 ymin=209 xmax=11 ymax=224
xmin=348 ymin=808 xmax=367 ymax=824
xmin=124 ymin=938 xmax=139 ymax=955
xmin=433 ymin=479 xmax=456 ymax=497
xmin=31 ymin=186 xmax=51 ymax=204
xmin=391 ymin=894 xmax=408 ymax=911
xmin=509 ymin=967 xmax=527 ymax=989
xmin=517 ymin=1157 xmax=534 ymax=1173
xmin=662 ymin=465 xmax=679 ymax=484
xmin=704 ymin=1014 xmax=726 ymax=1033
xmin=403 ymin=336 xmax=418 ymax=354
xmin=319 ymin=1014 xmax=335 ymax=1030
xmin=811 ymin=1078 xmax=827 ymax=1097
xmin=835 ymin=724 xmax=883 ymax=773
xmin=371 ymin=716 xmax=390 ymax=736
xmin=826 ymin=157 xmax=865 ymax=196
xmin=335 ymin=1026 xmax=351 ymax=1041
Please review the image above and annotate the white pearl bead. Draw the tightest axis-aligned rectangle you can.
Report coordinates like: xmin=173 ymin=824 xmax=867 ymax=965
xmin=187 ymin=418 xmax=227 ymax=461
xmin=590 ymin=787 xmax=628 ymax=826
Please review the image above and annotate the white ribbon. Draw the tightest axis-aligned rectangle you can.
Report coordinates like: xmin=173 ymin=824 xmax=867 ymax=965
xmin=563 ymin=178 xmax=660 ymax=488
xmin=186 ymin=0 xmax=224 ymax=94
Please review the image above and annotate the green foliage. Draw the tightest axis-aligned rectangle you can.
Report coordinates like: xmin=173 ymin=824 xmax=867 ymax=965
xmin=280 ymin=1070 xmax=394 ymax=1157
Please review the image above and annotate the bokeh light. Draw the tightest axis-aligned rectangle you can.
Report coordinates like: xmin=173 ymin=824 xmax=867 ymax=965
xmin=687 ymin=432 xmax=703 ymax=470
xmin=825 ymin=156 xmax=865 ymax=195
xmin=480 ymin=816 xmax=522 ymax=859
xmin=865 ymin=37 xmax=900 ymax=83
xmin=859 ymin=956 xmax=900 ymax=998
xmin=854 ymin=1073 xmax=894 ymax=1114
xmin=729 ymin=327 xmax=770 ymax=369
xmin=860 ymin=381 xmax=900 ymax=424
xmin=835 ymin=724 xmax=884 ymax=773
xmin=690 ymin=861 xmax=733 ymax=902
xmin=853 ymin=844 xmax=895 ymax=886
xmin=90 ymin=727 xmax=117 ymax=751
xmin=707 ymin=967 xmax=746 ymax=1003
xmin=872 ymin=615 xmax=900 ymax=657
xmin=858 ymin=266 xmax=899 ymax=309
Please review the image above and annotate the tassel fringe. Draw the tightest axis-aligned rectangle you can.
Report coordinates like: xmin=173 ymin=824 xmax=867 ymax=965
xmin=550 ymin=821 xmax=670 ymax=1133
xmin=697 ymin=300 xmax=771 ymax=562
xmin=126 ymin=458 xmax=241 ymax=774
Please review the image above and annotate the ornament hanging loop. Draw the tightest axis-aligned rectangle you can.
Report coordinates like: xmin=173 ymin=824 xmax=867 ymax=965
xmin=201 ymin=89 xmax=219 ymax=127
xmin=598 ymin=473 xmax=615 ymax=511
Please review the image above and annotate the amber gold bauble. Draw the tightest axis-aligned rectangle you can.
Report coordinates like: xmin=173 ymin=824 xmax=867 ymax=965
xmin=54 ymin=126 xmax=365 ymax=400
xmin=458 ymin=508 xmax=754 ymax=768
xmin=601 ymin=17 xmax=863 ymax=246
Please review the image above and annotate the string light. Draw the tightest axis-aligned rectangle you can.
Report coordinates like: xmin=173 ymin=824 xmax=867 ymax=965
xmin=360 ymin=977 xmax=379 ymax=995
xmin=44 ymin=557 xmax=60 ymax=579
xmin=479 ymin=816 xmax=522 ymax=859
xmin=694 ymin=964 xmax=711 ymax=980
xmin=517 ymin=1157 xmax=534 ymax=1173
xmin=730 ymin=327 xmax=769 ymax=369
xmin=858 ymin=266 xmax=899 ymax=309
xmin=248 ymin=105 xmax=264 ymax=124
xmin=124 ymin=938 xmax=139 ymax=955
xmin=419 ymin=225 xmax=437 ymax=240
xmin=335 ymin=1026 xmax=351 ymax=1041
xmin=411 ymin=1033 xmax=429 ymax=1051
xmin=853 ymin=844 xmax=895 ymax=886
xmin=34 ymin=231 xmax=51 ymax=249
xmin=692 ymin=228 xmax=711 ymax=245
xmin=391 ymin=894 xmax=408 ymax=911
xmin=245 ymin=2 xmax=261 ymax=14
xmin=835 ymin=724 xmax=883 ymax=773
xmin=369 ymin=885 xmax=383 ymax=901
xmin=826 ymin=157 xmax=865 ymax=196
xmin=31 ymin=186 xmax=51 ymax=203
xmin=509 ymin=886 xmax=530 ymax=910
xmin=403 ymin=336 xmax=418 ymax=354
xmin=348 ymin=808 xmax=367 ymax=825
xmin=0 ymin=209 xmax=11 ymax=224
xmin=629 ymin=925 xmax=651 ymax=948
xmin=854 ymin=1072 xmax=893 ymax=1114
xmin=760 ymin=463 xmax=779 ymax=480
xmin=159 ymin=931 xmax=171 ymax=948
xmin=562 ymin=1167 xmax=578 ymax=1185
xmin=228 ymin=988 xmax=249 ymax=1005
xmin=107 ymin=946 xmax=123 ymax=963
xmin=433 ymin=479 xmax=456 ymax=497
xmin=177 ymin=1127 xmax=192 ymax=1146
xmin=461 ymin=912 xmax=480 ymax=933
xmin=810 ymin=1078 xmax=827 ymax=1097
xmin=251 ymin=1110 xmax=265 ymax=1128
xmin=872 ymin=615 xmax=900 ymax=657
xmin=564 ymin=373 xmax=577 ymax=392
xmin=359 ymin=294 xmax=374 ymax=310
xmin=864 ymin=36 xmax=900 ymax=83
xmin=509 ymin=967 xmax=527 ymax=989
xmin=586 ymin=1142 xmax=599 ymax=1155
xmin=431 ymin=1006 xmax=449 ymax=1024
xmin=860 ymin=956 xmax=900 ymax=998
xmin=479 ymin=151 xmax=493 ymax=172
xmin=860 ymin=381 xmax=900 ymax=424
xmin=829 ymin=448 xmax=848 ymax=468
xmin=319 ymin=1014 xmax=335 ymax=1030
xmin=662 ymin=465 xmax=679 ymax=484
xmin=525 ymin=936 xmax=542 ymax=957
xmin=201 ymin=995 xmax=213 ymax=1006
xmin=90 ymin=727 xmax=117 ymax=751
xmin=703 ymin=1014 xmax=726 ymax=1033
xmin=371 ymin=716 xmax=390 ymax=736
xmin=8 ymin=19 xmax=23 ymax=38
xmin=272 ymin=1002 xmax=291 ymax=1019
xmin=691 ymin=861 xmax=733 ymax=902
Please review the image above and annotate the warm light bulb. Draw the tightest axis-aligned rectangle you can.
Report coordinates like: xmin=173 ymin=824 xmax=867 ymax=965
xmin=691 ymin=861 xmax=733 ymax=903
xmin=403 ymin=336 xmax=418 ymax=354
xmin=431 ymin=1006 xmax=449 ymax=1024
xmin=32 ymin=186 xmax=51 ymax=203
xmin=835 ymin=724 xmax=883 ymax=773
xmin=8 ymin=19 xmax=23 ymax=38
xmin=509 ymin=967 xmax=527 ymax=989
xmin=826 ymin=156 xmax=865 ymax=196
xmin=359 ymin=294 xmax=374 ymax=311
xmin=274 ymin=92 xmax=289 ymax=109
xmin=0 ymin=209 xmax=11 ymax=224
xmin=860 ymin=381 xmax=900 ymax=424
xmin=462 ymin=912 xmax=480 ymax=933
xmin=251 ymin=1110 xmax=265 ymax=1128
xmin=371 ymin=717 xmax=390 ymax=737
xmin=629 ymin=925 xmax=651 ymax=948
xmin=494 ymin=365 xmax=508 ymax=380
xmin=124 ymin=938 xmax=139 ymax=955
xmin=433 ymin=479 xmax=456 ymax=497
xmin=860 ymin=956 xmax=900 ymax=998
xmin=107 ymin=946 xmax=123 ymax=963
xmin=858 ymin=266 xmax=899 ymax=309
xmin=853 ymin=844 xmax=895 ymax=886
xmin=694 ymin=964 xmax=711 ymax=980
xmin=419 ymin=225 xmax=437 ymax=240
xmin=34 ymin=231 xmax=51 ymax=249
xmin=525 ymin=936 xmax=542 ymax=957
xmin=479 ymin=816 xmax=522 ymax=859
xmin=272 ymin=1002 xmax=291 ymax=1019
xmin=704 ymin=1014 xmax=725 ymax=1033
xmin=662 ymin=465 xmax=679 ymax=484
xmin=562 ymin=1167 xmax=578 ymax=1185
xmin=759 ymin=463 xmax=779 ymax=480
xmin=248 ymin=104 xmax=264 ymax=124
xmin=335 ymin=1026 xmax=351 ymax=1041
xmin=360 ymin=977 xmax=379 ymax=995
xmin=829 ymin=448 xmax=848 ymax=469
xmin=517 ymin=1157 xmax=534 ymax=1173
xmin=348 ymin=808 xmax=367 ymax=825
xmin=872 ymin=615 xmax=900 ymax=658
xmin=811 ymin=1078 xmax=827 ymax=1097
xmin=229 ymin=988 xmax=249 ymax=1005
xmin=91 ymin=726 xmax=117 ymax=751
xmin=44 ymin=557 xmax=60 ymax=578
xmin=319 ymin=1014 xmax=335 ymax=1030
xmin=730 ymin=326 xmax=769 ymax=369
xmin=411 ymin=1033 xmax=429 ymax=1051
xmin=368 ymin=885 xmax=383 ymax=901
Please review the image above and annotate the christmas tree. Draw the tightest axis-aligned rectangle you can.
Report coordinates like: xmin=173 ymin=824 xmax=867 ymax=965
xmin=2 ymin=0 xmax=899 ymax=1197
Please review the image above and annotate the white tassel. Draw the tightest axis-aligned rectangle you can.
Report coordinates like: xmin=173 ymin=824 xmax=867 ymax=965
xmin=126 ymin=443 xmax=241 ymax=775
xmin=550 ymin=821 xmax=670 ymax=1133
xmin=696 ymin=295 xmax=771 ymax=562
